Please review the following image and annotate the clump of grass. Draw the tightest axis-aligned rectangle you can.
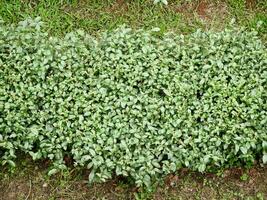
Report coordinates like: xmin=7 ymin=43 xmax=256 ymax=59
xmin=0 ymin=0 xmax=182 ymax=36
xmin=0 ymin=0 xmax=266 ymax=36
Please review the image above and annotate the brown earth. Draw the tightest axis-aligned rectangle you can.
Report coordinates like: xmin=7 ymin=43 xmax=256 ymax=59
xmin=0 ymin=157 xmax=266 ymax=200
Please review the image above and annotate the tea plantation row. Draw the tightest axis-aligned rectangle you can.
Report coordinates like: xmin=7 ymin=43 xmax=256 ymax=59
xmin=0 ymin=18 xmax=266 ymax=186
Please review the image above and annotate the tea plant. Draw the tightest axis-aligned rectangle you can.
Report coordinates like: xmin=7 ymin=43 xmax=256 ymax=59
xmin=0 ymin=18 xmax=266 ymax=187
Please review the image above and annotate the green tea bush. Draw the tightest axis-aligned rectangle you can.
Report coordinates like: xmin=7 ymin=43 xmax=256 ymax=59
xmin=0 ymin=18 xmax=266 ymax=186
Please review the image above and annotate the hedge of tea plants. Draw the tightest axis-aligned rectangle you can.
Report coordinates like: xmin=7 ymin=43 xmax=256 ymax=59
xmin=0 ymin=18 xmax=266 ymax=186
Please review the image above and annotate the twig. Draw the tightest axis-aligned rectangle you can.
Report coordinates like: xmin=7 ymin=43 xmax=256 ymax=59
xmin=25 ymin=180 xmax=32 ymax=200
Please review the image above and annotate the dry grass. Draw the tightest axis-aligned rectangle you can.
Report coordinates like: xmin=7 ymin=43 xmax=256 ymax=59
xmin=0 ymin=157 xmax=267 ymax=200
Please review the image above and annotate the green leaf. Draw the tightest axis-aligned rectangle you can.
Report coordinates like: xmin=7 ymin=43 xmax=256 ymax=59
xmin=7 ymin=160 xmax=16 ymax=167
xmin=263 ymin=154 xmax=267 ymax=164
xmin=89 ymin=169 xmax=95 ymax=183
xmin=48 ymin=168 xmax=58 ymax=176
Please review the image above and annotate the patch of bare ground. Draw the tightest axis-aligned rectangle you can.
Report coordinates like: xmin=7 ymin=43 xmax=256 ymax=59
xmin=172 ymin=0 xmax=229 ymax=30
xmin=107 ymin=0 xmax=128 ymax=14
xmin=1 ymin=160 xmax=266 ymax=200
xmin=153 ymin=166 xmax=267 ymax=200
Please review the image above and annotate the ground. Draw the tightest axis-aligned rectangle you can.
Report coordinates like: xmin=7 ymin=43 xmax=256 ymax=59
xmin=0 ymin=156 xmax=267 ymax=200
xmin=0 ymin=0 xmax=267 ymax=199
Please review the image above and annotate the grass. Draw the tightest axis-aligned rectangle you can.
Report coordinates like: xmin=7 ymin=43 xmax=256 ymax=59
xmin=0 ymin=0 xmax=266 ymax=36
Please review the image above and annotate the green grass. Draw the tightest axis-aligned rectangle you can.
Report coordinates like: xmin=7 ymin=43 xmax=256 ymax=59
xmin=226 ymin=0 xmax=267 ymax=36
xmin=0 ymin=0 xmax=266 ymax=36
xmin=0 ymin=0 xmax=182 ymax=35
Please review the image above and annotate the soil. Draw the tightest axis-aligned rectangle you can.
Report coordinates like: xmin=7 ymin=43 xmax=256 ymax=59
xmin=1 ymin=159 xmax=266 ymax=200
xmin=173 ymin=0 xmax=229 ymax=23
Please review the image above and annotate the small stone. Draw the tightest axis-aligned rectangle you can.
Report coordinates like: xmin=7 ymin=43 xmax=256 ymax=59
xmin=42 ymin=183 xmax=48 ymax=188
xmin=170 ymin=181 xmax=176 ymax=187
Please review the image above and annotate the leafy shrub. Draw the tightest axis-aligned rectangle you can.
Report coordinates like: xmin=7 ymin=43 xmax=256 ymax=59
xmin=0 ymin=18 xmax=266 ymax=187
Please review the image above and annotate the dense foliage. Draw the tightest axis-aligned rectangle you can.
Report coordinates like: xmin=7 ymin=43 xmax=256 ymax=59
xmin=0 ymin=18 xmax=266 ymax=186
